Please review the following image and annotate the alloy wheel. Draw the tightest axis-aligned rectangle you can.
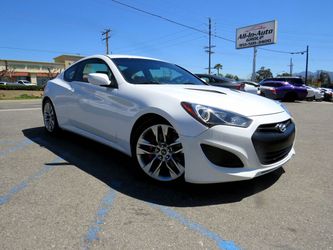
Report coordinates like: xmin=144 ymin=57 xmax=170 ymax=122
xmin=43 ymin=101 xmax=56 ymax=132
xmin=136 ymin=124 xmax=185 ymax=181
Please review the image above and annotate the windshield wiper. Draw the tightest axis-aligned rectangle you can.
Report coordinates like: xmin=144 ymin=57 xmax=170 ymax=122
xmin=137 ymin=81 xmax=162 ymax=84
xmin=181 ymin=82 xmax=199 ymax=85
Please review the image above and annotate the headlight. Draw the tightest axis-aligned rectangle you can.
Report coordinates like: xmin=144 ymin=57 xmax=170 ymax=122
xmin=181 ymin=102 xmax=252 ymax=128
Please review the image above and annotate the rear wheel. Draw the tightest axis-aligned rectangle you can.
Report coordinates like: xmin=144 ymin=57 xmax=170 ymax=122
xmin=133 ymin=119 xmax=185 ymax=182
xmin=43 ymin=99 xmax=60 ymax=134
xmin=284 ymin=92 xmax=297 ymax=102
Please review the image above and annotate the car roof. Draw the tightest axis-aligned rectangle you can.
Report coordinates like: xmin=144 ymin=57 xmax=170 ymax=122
xmin=260 ymin=80 xmax=288 ymax=84
xmin=264 ymin=77 xmax=302 ymax=80
xmin=65 ymin=54 xmax=169 ymax=72
xmin=107 ymin=54 xmax=162 ymax=61
xmin=195 ymin=74 xmax=234 ymax=81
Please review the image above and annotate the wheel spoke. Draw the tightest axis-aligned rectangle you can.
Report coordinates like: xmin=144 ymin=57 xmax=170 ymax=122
xmin=161 ymin=125 xmax=168 ymax=143
xmin=172 ymin=148 xmax=183 ymax=154
xmin=150 ymin=126 xmax=159 ymax=144
xmin=137 ymin=147 xmax=155 ymax=155
xmin=138 ymin=138 xmax=157 ymax=148
xmin=49 ymin=119 xmax=54 ymax=130
xmin=165 ymin=161 xmax=179 ymax=179
xmin=169 ymin=139 xmax=181 ymax=147
xmin=151 ymin=160 xmax=163 ymax=178
xmin=142 ymin=155 xmax=158 ymax=171
xmin=157 ymin=125 xmax=165 ymax=143
xmin=170 ymin=156 xmax=185 ymax=173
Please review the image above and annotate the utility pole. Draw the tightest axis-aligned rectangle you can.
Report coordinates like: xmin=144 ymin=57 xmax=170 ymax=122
xmin=204 ymin=18 xmax=215 ymax=74
xmin=251 ymin=47 xmax=257 ymax=81
xmin=305 ymin=45 xmax=309 ymax=85
xmin=102 ymin=29 xmax=111 ymax=54
xmin=288 ymin=58 xmax=293 ymax=76
xmin=291 ymin=45 xmax=309 ymax=84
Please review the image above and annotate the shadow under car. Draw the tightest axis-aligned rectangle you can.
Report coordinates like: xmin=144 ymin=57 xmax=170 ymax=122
xmin=22 ymin=127 xmax=285 ymax=207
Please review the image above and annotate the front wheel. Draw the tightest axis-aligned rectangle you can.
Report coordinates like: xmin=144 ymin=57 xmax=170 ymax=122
xmin=133 ymin=120 xmax=185 ymax=182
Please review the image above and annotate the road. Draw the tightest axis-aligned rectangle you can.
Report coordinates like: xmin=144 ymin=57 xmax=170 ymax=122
xmin=0 ymin=99 xmax=332 ymax=250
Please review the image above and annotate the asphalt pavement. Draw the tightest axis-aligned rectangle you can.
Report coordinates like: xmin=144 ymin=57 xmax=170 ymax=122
xmin=0 ymin=99 xmax=332 ymax=250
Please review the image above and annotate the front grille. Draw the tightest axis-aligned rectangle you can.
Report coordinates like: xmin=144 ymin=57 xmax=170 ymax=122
xmin=256 ymin=119 xmax=292 ymax=132
xmin=252 ymin=119 xmax=295 ymax=165
xmin=201 ymin=144 xmax=244 ymax=168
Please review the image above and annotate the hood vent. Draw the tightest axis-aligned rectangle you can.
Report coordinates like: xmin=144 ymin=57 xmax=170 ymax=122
xmin=185 ymin=88 xmax=226 ymax=95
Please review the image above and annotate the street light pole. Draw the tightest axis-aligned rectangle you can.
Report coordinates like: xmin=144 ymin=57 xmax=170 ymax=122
xmin=305 ymin=45 xmax=309 ymax=85
xmin=252 ymin=46 xmax=257 ymax=81
xmin=291 ymin=45 xmax=309 ymax=84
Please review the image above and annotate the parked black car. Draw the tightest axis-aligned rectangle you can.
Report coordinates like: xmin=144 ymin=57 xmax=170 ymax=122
xmin=320 ymin=88 xmax=333 ymax=102
xmin=195 ymin=74 xmax=245 ymax=91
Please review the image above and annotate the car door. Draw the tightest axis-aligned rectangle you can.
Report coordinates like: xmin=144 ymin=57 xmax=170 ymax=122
xmin=69 ymin=58 xmax=119 ymax=142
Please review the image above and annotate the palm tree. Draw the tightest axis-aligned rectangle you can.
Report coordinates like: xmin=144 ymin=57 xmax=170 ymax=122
xmin=214 ymin=64 xmax=223 ymax=75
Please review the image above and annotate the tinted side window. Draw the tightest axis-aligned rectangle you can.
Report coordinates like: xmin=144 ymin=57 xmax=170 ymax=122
xmin=64 ymin=64 xmax=78 ymax=82
xmin=263 ymin=82 xmax=281 ymax=87
xmin=76 ymin=59 xmax=113 ymax=83
xmin=262 ymin=82 xmax=274 ymax=87
xmin=288 ymin=79 xmax=303 ymax=85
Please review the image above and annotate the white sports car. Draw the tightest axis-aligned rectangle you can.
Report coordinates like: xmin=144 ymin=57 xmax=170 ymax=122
xmin=43 ymin=55 xmax=296 ymax=184
xmin=305 ymin=86 xmax=323 ymax=101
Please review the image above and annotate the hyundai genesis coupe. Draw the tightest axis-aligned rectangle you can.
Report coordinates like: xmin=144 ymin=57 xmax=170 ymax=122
xmin=42 ymin=55 xmax=295 ymax=183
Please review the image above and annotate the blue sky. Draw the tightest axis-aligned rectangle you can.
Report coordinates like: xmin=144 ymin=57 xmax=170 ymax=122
xmin=1 ymin=0 xmax=332 ymax=79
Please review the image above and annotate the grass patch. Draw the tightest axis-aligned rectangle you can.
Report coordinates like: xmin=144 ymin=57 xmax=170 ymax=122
xmin=0 ymin=90 xmax=43 ymax=100
xmin=14 ymin=94 xmax=42 ymax=100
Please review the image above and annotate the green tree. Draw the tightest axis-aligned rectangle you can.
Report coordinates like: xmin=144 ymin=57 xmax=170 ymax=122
xmin=276 ymin=72 xmax=291 ymax=77
xmin=319 ymin=70 xmax=331 ymax=87
xmin=224 ymin=73 xmax=239 ymax=81
xmin=256 ymin=67 xmax=273 ymax=82
xmin=214 ymin=63 xmax=223 ymax=75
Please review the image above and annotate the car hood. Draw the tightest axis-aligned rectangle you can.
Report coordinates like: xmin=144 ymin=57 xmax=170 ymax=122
xmin=135 ymin=84 xmax=285 ymax=117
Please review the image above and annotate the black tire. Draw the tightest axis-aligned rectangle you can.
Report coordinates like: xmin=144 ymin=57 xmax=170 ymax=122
xmin=284 ymin=92 xmax=297 ymax=102
xmin=43 ymin=99 xmax=60 ymax=134
xmin=131 ymin=118 xmax=185 ymax=183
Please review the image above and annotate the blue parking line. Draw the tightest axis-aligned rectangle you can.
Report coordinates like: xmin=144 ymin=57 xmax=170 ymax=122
xmin=83 ymin=189 xmax=116 ymax=250
xmin=0 ymin=156 xmax=65 ymax=205
xmin=0 ymin=138 xmax=34 ymax=158
xmin=0 ymin=139 xmax=15 ymax=144
xmin=149 ymin=203 xmax=240 ymax=250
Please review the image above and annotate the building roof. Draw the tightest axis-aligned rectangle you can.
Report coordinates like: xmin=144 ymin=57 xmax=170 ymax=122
xmin=53 ymin=54 xmax=84 ymax=62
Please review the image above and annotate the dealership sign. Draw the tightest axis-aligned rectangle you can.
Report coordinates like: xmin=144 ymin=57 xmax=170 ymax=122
xmin=236 ymin=20 xmax=277 ymax=49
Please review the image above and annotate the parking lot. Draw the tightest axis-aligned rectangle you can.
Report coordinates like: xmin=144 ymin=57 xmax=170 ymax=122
xmin=0 ymin=99 xmax=332 ymax=250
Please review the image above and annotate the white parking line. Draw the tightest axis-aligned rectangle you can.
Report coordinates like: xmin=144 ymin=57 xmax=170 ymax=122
xmin=0 ymin=108 xmax=41 ymax=112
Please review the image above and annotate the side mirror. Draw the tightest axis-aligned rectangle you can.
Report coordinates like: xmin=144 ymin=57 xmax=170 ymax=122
xmin=88 ymin=73 xmax=111 ymax=86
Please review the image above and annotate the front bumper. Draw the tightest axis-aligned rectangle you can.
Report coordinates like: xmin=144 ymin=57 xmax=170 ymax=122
xmin=182 ymin=111 xmax=295 ymax=184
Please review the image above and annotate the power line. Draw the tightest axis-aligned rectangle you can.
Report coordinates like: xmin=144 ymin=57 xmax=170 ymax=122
xmin=258 ymin=47 xmax=293 ymax=54
xmin=0 ymin=46 xmax=81 ymax=55
xmin=111 ymin=0 xmax=235 ymax=44
xmin=110 ymin=0 xmax=306 ymax=56
xmin=111 ymin=0 xmax=207 ymax=35
xmin=113 ymin=29 xmax=202 ymax=52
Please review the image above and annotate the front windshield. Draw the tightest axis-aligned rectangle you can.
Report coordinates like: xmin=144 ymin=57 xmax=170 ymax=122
xmin=112 ymin=58 xmax=205 ymax=85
